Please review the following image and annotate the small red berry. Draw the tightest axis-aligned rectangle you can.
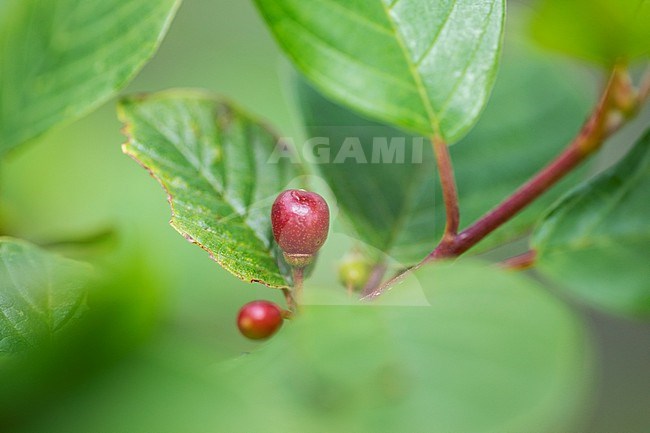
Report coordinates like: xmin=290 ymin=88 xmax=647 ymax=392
xmin=271 ymin=189 xmax=330 ymax=267
xmin=237 ymin=301 xmax=283 ymax=340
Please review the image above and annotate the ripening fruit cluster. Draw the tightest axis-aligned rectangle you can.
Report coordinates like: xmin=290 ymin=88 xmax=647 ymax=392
xmin=236 ymin=189 xmax=330 ymax=341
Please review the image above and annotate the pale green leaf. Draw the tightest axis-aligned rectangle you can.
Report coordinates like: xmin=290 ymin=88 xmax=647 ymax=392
xmin=228 ymin=261 xmax=591 ymax=433
xmin=532 ymin=131 xmax=650 ymax=317
xmin=530 ymin=0 xmax=650 ymax=65
xmin=2 ymin=263 xmax=591 ymax=432
xmin=0 ymin=237 xmax=91 ymax=354
xmin=255 ymin=0 xmax=505 ymax=142
xmin=0 ymin=0 xmax=180 ymax=155
xmin=119 ymin=90 xmax=302 ymax=288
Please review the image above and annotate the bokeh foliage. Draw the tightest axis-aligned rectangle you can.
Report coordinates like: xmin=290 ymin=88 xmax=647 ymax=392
xmin=0 ymin=1 xmax=648 ymax=432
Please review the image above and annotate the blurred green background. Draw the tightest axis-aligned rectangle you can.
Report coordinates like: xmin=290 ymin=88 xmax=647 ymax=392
xmin=0 ymin=0 xmax=648 ymax=432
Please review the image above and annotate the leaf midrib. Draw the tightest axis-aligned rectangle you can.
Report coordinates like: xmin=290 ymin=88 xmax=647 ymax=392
xmin=379 ymin=0 xmax=442 ymax=136
xmin=437 ymin=1 xmax=498 ymax=122
xmin=126 ymin=103 xmax=284 ymax=279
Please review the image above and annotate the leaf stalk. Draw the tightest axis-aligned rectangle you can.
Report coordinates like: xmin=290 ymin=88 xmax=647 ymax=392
xmin=363 ymin=65 xmax=647 ymax=300
xmin=432 ymin=136 xmax=460 ymax=241
xmin=426 ymin=66 xmax=632 ymax=261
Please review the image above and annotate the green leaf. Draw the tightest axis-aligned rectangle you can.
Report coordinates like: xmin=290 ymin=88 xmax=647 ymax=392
xmin=4 ymin=263 xmax=591 ymax=433
xmin=294 ymin=38 xmax=591 ymax=264
xmin=0 ymin=0 xmax=180 ymax=156
xmin=0 ymin=248 xmax=161 ymax=419
xmin=229 ymin=261 xmax=591 ymax=433
xmin=532 ymin=132 xmax=650 ymax=317
xmin=255 ymin=0 xmax=505 ymax=142
xmin=119 ymin=90 xmax=302 ymax=288
xmin=0 ymin=238 xmax=91 ymax=355
xmin=293 ymin=75 xmax=435 ymax=263
xmin=530 ymin=0 xmax=650 ymax=65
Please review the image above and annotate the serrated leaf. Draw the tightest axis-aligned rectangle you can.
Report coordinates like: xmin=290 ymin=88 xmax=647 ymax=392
xmin=227 ymin=261 xmax=590 ymax=433
xmin=532 ymin=132 xmax=650 ymax=317
xmin=0 ymin=0 xmax=180 ymax=156
xmin=0 ymin=238 xmax=91 ymax=354
xmin=255 ymin=0 xmax=505 ymax=142
xmin=294 ymin=37 xmax=591 ymax=264
xmin=530 ymin=0 xmax=650 ymax=65
xmin=119 ymin=90 xmax=301 ymax=288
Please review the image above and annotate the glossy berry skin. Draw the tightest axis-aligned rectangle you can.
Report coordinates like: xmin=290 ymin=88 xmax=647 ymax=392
xmin=271 ymin=189 xmax=329 ymax=267
xmin=237 ymin=301 xmax=283 ymax=340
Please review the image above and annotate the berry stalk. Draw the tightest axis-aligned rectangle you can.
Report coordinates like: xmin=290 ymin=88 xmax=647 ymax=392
xmin=292 ymin=266 xmax=304 ymax=305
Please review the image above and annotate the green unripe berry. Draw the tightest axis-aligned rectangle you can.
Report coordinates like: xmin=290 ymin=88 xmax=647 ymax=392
xmin=338 ymin=252 xmax=372 ymax=291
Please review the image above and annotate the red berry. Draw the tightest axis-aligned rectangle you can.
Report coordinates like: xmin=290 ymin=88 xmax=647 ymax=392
xmin=271 ymin=189 xmax=330 ymax=267
xmin=237 ymin=301 xmax=283 ymax=340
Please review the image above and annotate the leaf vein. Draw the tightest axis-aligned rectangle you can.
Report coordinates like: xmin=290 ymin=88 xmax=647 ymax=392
xmin=414 ymin=1 xmax=458 ymax=67
xmin=379 ymin=0 xmax=440 ymax=134
xmin=437 ymin=1 xmax=497 ymax=121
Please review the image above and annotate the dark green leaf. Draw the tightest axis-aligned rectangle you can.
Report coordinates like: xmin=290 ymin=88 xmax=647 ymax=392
xmin=293 ymin=75 xmax=435 ymax=264
xmin=0 ymin=238 xmax=91 ymax=354
xmin=229 ymin=261 xmax=591 ymax=433
xmin=0 ymin=0 xmax=180 ymax=155
xmin=255 ymin=0 xmax=505 ymax=142
xmin=532 ymin=132 xmax=650 ymax=317
xmin=530 ymin=0 xmax=650 ymax=65
xmin=294 ymin=38 xmax=591 ymax=264
xmin=119 ymin=90 xmax=302 ymax=288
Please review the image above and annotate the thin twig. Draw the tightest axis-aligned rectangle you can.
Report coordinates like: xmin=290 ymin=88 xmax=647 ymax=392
xmin=426 ymin=66 xmax=628 ymax=260
xmin=282 ymin=288 xmax=296 ymax=312
xmin=360 ymin=262 xmax=388 ymax=297
xmin=364 ymin=66 xmax=645 ymax=301
xmin=499 ymin=250 xmax=537 ymax=270
xmin=361 ymin=263 xmax=422 ymax=302
xmin=432 ymin=135 xmax=460 ymax=240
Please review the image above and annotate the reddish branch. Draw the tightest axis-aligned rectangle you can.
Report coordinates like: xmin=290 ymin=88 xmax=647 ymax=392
xmin=427 ymin=67 xmax=632 ymax=260
xmin=432 ymin=135 xmax=460 ymax=240
xmin=363 ymin=66 xmax=644 ymax=301
xmin=499 ymin=250 xmax=537 ymax=270
xmin=361 ymin=262 xmax=388 ymax=297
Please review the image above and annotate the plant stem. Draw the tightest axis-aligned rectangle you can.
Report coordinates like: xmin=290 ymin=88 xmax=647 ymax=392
xmin=363 ymin=66 xmax=644 ymax=301
xmin=361 ymin=262 xmax=388 ymax=297
xmin=427 ymin=66 xmax=628 ymax=260
xmin=360 ymin=263 xmax=421 ymax=301
xmin=432 ymin=136 xmax=460 ymax=240
xmin=499 ymin=250 xmax=537 ymax=270
xmin=282 ymin=288 xmax=296 ymax=312
xmin=292 ymin=267 xmax=304 ymax=305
